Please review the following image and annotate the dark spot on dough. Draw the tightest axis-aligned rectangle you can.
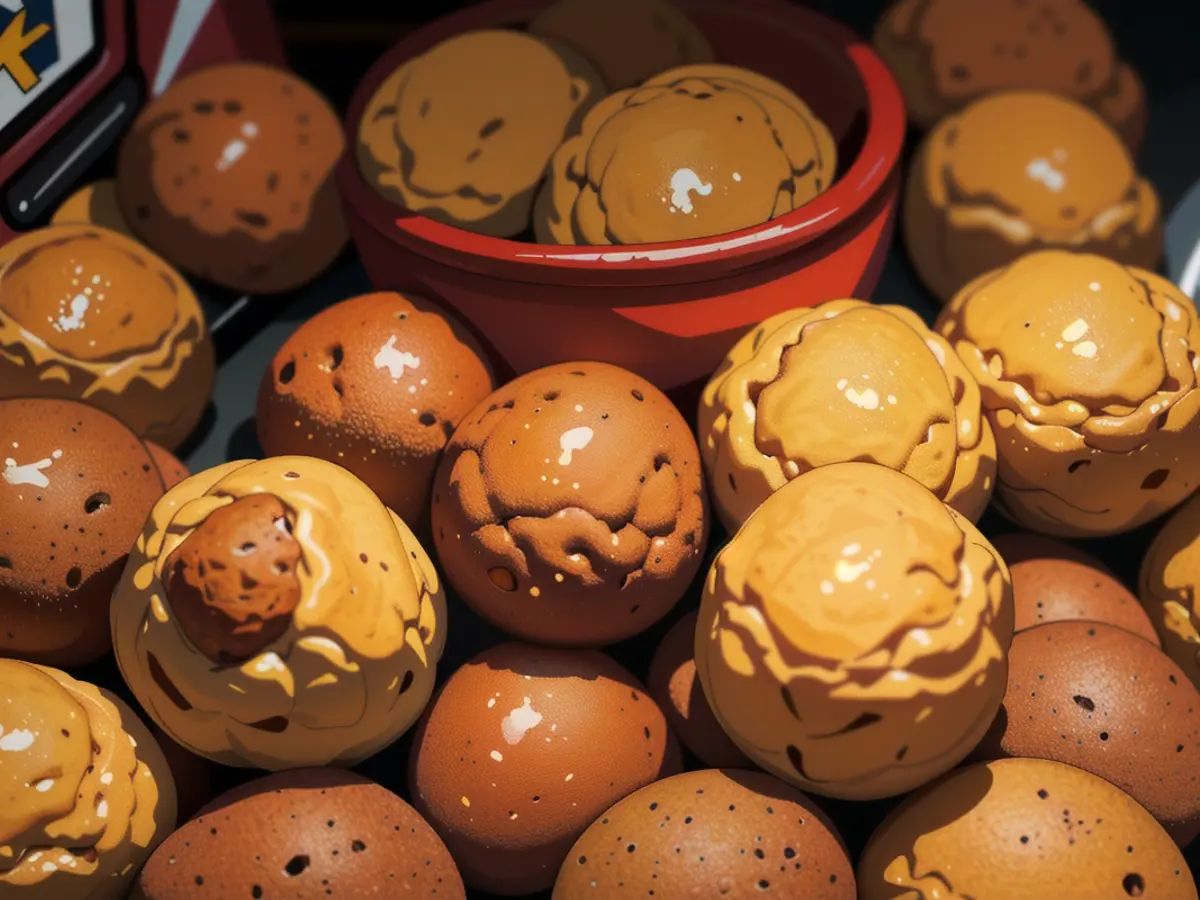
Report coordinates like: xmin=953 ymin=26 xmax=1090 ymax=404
xmin=1068 ymin=460 xmax=1090 ymax=473
xmin=194 ymin=100 xmax=214 ymax=114
xmin=728 ymin=472 xmax=737 ymax=492
xmin=758 ymin=880 xmax=770 ymax=890
xmin=172 ymin=129 xmax=190 ymax=143
xmin=284 ymin=854 xmax=310 ymax=876
xmin=148 ymin=653 xmax=192 ymax=711
xmin=235 ymin=210 xmax=270 ymax=229
xmin=0 ymin=557 xmax=10 ymax=569
xmin=195 ymin=875 xmax=204 ymax=885
xmin=283 ymin=471 xmax=300 ymax=479
xmin=84 ymin=492 xmax=110 ymax=514
xmin=631 ymin=389 xmax=644 ymax=401
xmin=1124 ymin=873 xmax=1145 ymax=896
xmin=1038 ymin=789 xmax=1049 ymax=799
xmin=252 ymin=887 xmax=263 ymax=899
xmin=66 ymin=567 xmax=81 ymax=589
xmin=466 ymin=148 xmax=481 ymax=163
xmin=479 ymin=117 xmax=505 ymax=139
xmin=896 ymin=745 xmax=909 ymax=760
xmin=351 ymin=840 xmax=366 ymax=852
xmin=279 ymin=361 xmax=295 ymax=384
xmin=247 ymin=716 xmax=289 ymax=733
xmin=1073 ymin=695 xmax=1095 ymax=712
xmin=949 ymin=65 xmax=969 ymax=80
xmin=781 ymin=685 xmax=801 ymax=721
xmin=1099 ymin=731 xmax=1109 ymax=741
xmin=359 ymin=553 xmax=369 ymax=564
xmin=135 ymin=205 xmax=150 ymax=219
xmin=1141 ymin=469 xmax=1169 ymax=490
xmin=399 ymin=670 xmax=414 ymax=694
xmin=419 ymin=412 xmax=437 ymax=427
xmin=332 ymin=380 xmax=344 ymax=398
xmin=419 ymin=99 xmax=431 ymax=117
xmin=224 ymin=100 xmax=242 ymax=114
xmin=543 ymin=391 xmax=560 ymax=402
xmin=488 ymin=567 xmax=517 ymax=591
xmin=266 ymin=172 xmax=279 ymax=192
xmin=1061 ymin=205 xmax=1077 ymax=219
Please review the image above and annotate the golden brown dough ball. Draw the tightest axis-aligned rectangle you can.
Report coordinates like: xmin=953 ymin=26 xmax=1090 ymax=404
xmin=357 ymin=30 xmax=604 ymax=238
xmin=936 ymin=250 xmax=1200 ymax=537
xmin=699 ymin=299 xmax=995 ymax=533
xmin=1140 ymin=494 xmax=1200 ymax=691
xmin=0 ymin=658 xmax=177 ymax=899
xmin=905 ymin=90 xmax=1162 ymax=304
xmin=117 ymin=62 xmax=348 ymax=294
xmin=858 ymin=759 xmax=1197 ymax=899
xmin=0 ymin=224 xmax=214 ymax=451
xmin=695 ymin=462 xmax=1013 ymax=800
xmin=529 ymin=0 xmax=713 ymax=90
xmin=873 ymin=0 xmax=1146 ymax=149
xmin=432 ymin=362 xmax=708 ymax=647
xmin=534 ymin=64 xmax=836 ymax=245
xmin=110 ymin=456 xmax=447 ymax=770
xmin=256 ymin=291 xmax=495 ymax=529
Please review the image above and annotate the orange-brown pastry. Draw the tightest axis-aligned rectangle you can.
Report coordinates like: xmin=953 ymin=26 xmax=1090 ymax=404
xmin=357 ymin=30 xmax=604 ymax=238
xmin=1140 ymin=494 xmax=1200 ymax=691
xmin=0 ymin=398 xmax=170 ymax=668
xmin=432 ymin=362 xmax=708 ymax=647
xmin=873 ymin=0 xmax=1146 ymax=149
xmin=857 ymin=759 xmax=1197 ymax=900
xmin=110 ymin=456 xmax=447 ymax=770
xmin=904 ymin=90 xmax=1162 ymax=304
xmin=695 ymin=462 xmax=1014 ymax=800
xmin=52 ymin=179 xmax=134 ymax=240
xmin=0 ymin=223 xmax=215 ymax=451
xmin=534 ymin=64 xmax=836 ymax=245
xmin=699 ymin=299 xmax=995 ymax=533
xmin=529 ymin=0 xmax=714 ymax=90
xmin=0 ymin=658 xmax=177 ymax=900
xmin=256 ymin=291 xmax=495 ymax=529
xmin=117 ymin=62 xmax=348 ymax=295
xmin=936 ymin=250 xmax=1200 ymax=537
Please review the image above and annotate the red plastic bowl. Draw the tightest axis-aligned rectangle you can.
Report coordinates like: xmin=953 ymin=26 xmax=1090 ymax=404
xmin=337 ymin=0 xmax=906 ymax=391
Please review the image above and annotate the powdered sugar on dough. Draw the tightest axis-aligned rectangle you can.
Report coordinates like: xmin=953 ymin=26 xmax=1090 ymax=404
xmin=3 ymin=450 xmax=63 ymax=488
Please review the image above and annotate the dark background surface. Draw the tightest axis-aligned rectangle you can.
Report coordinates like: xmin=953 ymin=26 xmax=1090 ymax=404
xmin=103 ymin=0 xmax=1200 ymax=895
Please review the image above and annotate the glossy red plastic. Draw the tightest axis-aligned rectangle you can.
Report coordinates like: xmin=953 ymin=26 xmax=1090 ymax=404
xmin=338 ymin=0 xmax=907 ymax=390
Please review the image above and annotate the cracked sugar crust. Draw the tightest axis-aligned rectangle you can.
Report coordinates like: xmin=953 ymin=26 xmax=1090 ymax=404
xmin=936 ymin=251 xmax=1200 ymax=537
xmin=432 ymin=362 xmax=707 ymax=647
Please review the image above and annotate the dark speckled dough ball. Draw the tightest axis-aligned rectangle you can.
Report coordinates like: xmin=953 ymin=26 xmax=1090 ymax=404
xmin=990 ymin=533 xmax=1161 ymax=643
xmin=974 ymin=620 xmax=1200 ymax=845
xmin=553 ymin=768 xmax=855 ymax=898
xmin=116 ymin=62 xmax=348 ymax=294
xmin=131 ymin=768 xmax=464 ymax=899
xmin=0 ymin=397 xmax=166 ymax=666
xmin=431 ymin=361 xmax=708 ymax=646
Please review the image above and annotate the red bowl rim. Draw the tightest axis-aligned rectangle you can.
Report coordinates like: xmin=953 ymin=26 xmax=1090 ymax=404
xmin=337 ymin=0 xmax=906 ymax=283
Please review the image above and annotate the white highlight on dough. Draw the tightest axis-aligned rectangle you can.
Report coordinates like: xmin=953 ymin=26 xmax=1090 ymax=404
xmin=1060 ymin=319 xmax=1089 ymax=342
xmin=216 ymin=122 xmax=259 ymax=173
xmin=96 ymin=800 xmax=109 ymax=819
xmin=34 ymin=778 xmax=55 ymax=792
xmin=490 ymin=750 xmax=504 ymax=762
xmin=56 ymin=294 xmax=90 ymax=332
xmin=0 ymin=728 xmax=35 ymax=752
xmin=732 ymin=172 xmax=742 ymax=182
xmin=3 ymin=449 xmax=63 ymax=488
xmin=374 ymin=335 xmax=421 ymax=379
xmin=667 ymin=168 xmax=713 ymax=215
xmin=501 ymin=697 xmax=543 ymax=744
xmin=1073 ymin=341 xmax=1098 ymax=358
xmin=834 ymin=559 xmax=871 ymax=583
xmin=1026 ymin=157 xmax=1065 ymax=192
xmin=558 ymin=426 xmax=594 ymax=465
xmin=844 ymin=386 xmax=879 ymax=410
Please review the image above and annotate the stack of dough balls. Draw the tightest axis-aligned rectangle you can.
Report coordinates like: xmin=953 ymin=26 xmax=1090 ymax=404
xmin=936 ymin=250 xmax=1200 ymax=537
xmin=357 ymin=29 xmax=604 ymax=238
xmin=117 ymin=62 xmax=348 ymax=294
xmin=0 ymin=658 xmax=177 ymax=898
xmin=695 ymin=462 xmax=1014 ymax=800
xmin=873 ymin=0 xmax=1146 ymax=149
xmin=699 ymin=298 xmax=995 ymax=533
xmin=905 ymin=90 xmax=1162 ymax=304
xmin=109 ymin=455 xmax=447 ymax=770
xmin=0 ymin=223 xmax=214 ymax=450
xmin=535 ymin=64 xmax=837 ymax=245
